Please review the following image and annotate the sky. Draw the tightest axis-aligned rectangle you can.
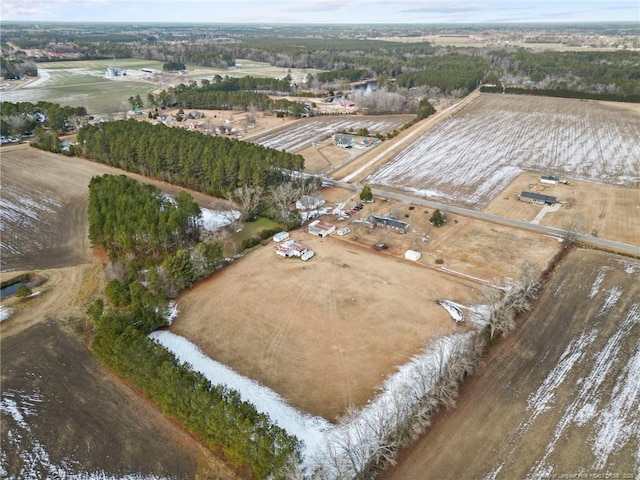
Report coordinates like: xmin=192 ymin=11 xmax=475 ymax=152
xmin=1 ymin=0 xmax=638 ymax=24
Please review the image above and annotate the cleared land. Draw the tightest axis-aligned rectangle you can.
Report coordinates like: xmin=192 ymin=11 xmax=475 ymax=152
xmin=170 ymin=233 xmax=476 ymax=422
xmin=383 ymin=248 xmax=640 ymax=479
xmin=366 ymin=94 xmax=640 ymax=208
xmin=485 ymin=172 xmax=640 ymax=246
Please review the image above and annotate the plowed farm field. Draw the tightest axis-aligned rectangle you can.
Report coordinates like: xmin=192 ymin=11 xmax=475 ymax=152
xmin=367 ymin=94 xmax=640 ymax=208
xmin=383 ymin=248 xmax=640 ymax=480
xmin=248 ymin=115 xmax=413 ymax=153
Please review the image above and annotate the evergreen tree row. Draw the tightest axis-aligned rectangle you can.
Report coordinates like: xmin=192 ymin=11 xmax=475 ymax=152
xmin=87 ymin=174 xmax=201 ymax=259
xmin=86 ymin=173 xmax=302 ymax=477
xmin=88 ymin=301 xmax=301 ymax=479
xmin=76 ymin=120 xmax=305 ymax=196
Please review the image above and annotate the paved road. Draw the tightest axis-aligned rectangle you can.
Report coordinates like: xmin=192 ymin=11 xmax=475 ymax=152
xmin=321 ymin=178 xmax=640 ymax=257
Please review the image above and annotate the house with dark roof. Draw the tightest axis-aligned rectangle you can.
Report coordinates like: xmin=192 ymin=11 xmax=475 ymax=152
xmin=364 ymin=215 xmax=410 ymax=234
xmin=518 ymin=191 xmax=557 ymax=205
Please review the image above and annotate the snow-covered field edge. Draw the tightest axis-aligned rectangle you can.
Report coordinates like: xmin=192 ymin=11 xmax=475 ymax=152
xmin=152 ymin=313 xmax=488 ymax=479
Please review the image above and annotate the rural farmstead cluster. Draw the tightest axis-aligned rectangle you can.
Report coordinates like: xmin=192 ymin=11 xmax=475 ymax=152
xmin=1 ymin=15 xmax=639 ymax=480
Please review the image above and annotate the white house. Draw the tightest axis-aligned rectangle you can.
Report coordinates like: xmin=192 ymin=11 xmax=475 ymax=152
xmin=540 ymin=175 xmax=559 ymax=185
xmin=296 ymin=195 xmax=325 ymax=211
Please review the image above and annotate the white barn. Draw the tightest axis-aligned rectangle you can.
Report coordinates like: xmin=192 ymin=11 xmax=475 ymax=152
xmin=308 ymin=220 xmax=335 ymax=237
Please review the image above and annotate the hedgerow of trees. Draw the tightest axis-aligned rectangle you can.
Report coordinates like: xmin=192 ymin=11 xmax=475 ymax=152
xmin=76 ymin=119 xmax=305 ymax=197
xmin=86 ymin=174 xmax=302 ymax=477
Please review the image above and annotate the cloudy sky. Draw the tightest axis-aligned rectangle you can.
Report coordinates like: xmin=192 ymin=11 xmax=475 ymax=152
xmin=2 ymin=0 xmax=638 ymax=24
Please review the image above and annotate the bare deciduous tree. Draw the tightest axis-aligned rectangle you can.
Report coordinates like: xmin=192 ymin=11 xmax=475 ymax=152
xmin=271 ymin=182 xmax=301 ymax=221
xmin=227 ymin=186 xmax=263 ymax=222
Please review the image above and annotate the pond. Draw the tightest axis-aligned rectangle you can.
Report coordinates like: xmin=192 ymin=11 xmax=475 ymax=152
xmin=0 ymin=280 xmax=29 ymax=299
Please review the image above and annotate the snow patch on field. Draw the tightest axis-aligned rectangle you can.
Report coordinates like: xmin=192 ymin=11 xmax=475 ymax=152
xmin=525 ymin=302 xmax=640 ymax=478
xmin=199 ymin=208 xmax=240 ymax=231
xmin=149 ymin=328 xmax=475 ymax=477
xmin=0 ymin=305 xmax=15 ymax=322
xmin=366 ymin=96 xmax=640 ymax=207
xmin=591 ymin=304 xmax=640 ymax=469
xmin=251 ymin=117 xmax=406 ymax=153
xmin=0 ymin=389 xmax=179 ymax=479
xmin=589 ymin=267 xmax=609 ymax=299
xmin=598 ymin=287 xmax=622 ymax=317
xmin=526 ymin=329 xmax=598 ymax=423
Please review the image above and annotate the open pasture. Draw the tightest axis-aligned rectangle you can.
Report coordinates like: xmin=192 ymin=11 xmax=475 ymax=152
xmin=1 ymin=67 xmax=157 ymax=113
xmin=383 ymin=248 xmax=640 ymax=479
xmin=366 ymin=94 xmax=640 ymax=209
xmin=169 ymin=233 xmax=476 ymax=421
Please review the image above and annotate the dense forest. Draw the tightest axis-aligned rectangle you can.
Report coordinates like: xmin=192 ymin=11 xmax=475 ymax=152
xmin=76 ymin=119 xmax=305 ymax=196
xmin=86 ymin=174 xmax=302 ymax=478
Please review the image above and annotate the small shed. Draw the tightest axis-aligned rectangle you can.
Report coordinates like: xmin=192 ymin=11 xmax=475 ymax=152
xmin=273 ymin=231 xmax=290 ymax=243
xmin=308 ymin=220 xmax=335 ymax=237
xmin=404 ymin=250 xmax=422 ymax=261
xmin=540 ymin=175 xmax=559 ymax=185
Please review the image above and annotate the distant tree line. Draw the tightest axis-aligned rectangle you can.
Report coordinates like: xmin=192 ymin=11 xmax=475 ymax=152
xmin=86 ymin=174 xmax=302 ymax=478
xmin=150 ymin=75 xmax=306 ymax=115
xmin=3 ymin=23 xmax=638 ymax=100
xmin=76 ymin=119 xmax=305 ymax=197
xmin=479 ymin=85 xmax=640 ymax=103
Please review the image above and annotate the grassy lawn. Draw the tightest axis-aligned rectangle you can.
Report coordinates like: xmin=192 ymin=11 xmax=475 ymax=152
xmin=223 ymin=217 xmax=282 ymax=256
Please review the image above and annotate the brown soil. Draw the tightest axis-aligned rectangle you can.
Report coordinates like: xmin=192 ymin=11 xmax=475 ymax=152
xmin=382 ymin=249 xmax=640 ymax=479
xmin=0 ymin=319 xmax=237 ymax=479
xmin=485 ymin=171 xmax=640 ymax=246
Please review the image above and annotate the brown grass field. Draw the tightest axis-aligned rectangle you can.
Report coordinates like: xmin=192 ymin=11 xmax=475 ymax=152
xmin=382 ymin=248 xmax=640 ymax=479
xmin=485 ymin=171 xmax=640 ymax=246
xmin=170 ymin=233 xmax=476 ymax=421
